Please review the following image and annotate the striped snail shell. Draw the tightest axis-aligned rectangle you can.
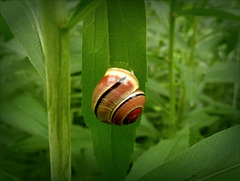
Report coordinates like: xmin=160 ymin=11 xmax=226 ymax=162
xmin=91 ymin=68 xmax=146 ymax=125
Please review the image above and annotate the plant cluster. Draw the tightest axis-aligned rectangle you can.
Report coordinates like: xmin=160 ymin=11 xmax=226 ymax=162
xmin=0 ymin=0 xmax=239 ymax=181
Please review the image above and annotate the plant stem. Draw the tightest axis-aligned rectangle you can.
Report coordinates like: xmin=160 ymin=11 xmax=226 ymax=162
xmin=233 ymin=83 xmax=239 ymax=109
xmin=232 ymin=31 xmax=240 ymax=110
xmin=178 ymin=17 xmax=198 ymax=124
xmin=177 ymin=83 xmax=186 ymax=124
xmin=188 ymin=17 xmax=198 ymax=66
xmin=42 ymin=1 xmax=71 ymax=181
xmin=168 ymin=0 xmax=176 ymax=130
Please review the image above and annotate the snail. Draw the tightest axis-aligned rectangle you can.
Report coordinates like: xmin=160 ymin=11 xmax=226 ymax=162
xmin=91 ymin=68 xmax=146 ymax=125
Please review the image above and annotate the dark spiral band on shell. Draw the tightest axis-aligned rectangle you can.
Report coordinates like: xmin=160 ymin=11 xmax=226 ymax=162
xmin=91 ymin=68 xmax=146 ymax=125
xmin=94 ymin=76 xmax=127 ymax=118
xmin=110 ymin=92 xmax=145 ymax=123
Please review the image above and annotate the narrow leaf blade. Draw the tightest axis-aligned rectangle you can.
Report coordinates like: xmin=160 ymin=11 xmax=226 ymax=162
xmin=178 ymin=8 xmax=240 ymax=21
xmin=0 ymin=1 xmax=45 ymax=80
xmin=138 ymin=125 xmax=240 ymax=181
xmin=0 ymin=94 xmax=48 ymax=139
xmin=127 ymin=125 xmax=189 ymax=181
xmin=204 ymin=61 xmax=239 ymax=83
xmin=82 ymin=0 xmax=146 ymax=180
xmin=65 ymin=0 xmax=103 ymax=30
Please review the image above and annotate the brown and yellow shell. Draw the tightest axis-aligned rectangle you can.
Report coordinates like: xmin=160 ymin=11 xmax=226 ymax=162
xmin=92 ymin=68 xmax=146 ymax=125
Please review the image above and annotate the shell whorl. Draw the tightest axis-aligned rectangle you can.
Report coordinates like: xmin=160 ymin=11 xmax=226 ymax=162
xmin=91 ymin=68 xmax=146 ymax=125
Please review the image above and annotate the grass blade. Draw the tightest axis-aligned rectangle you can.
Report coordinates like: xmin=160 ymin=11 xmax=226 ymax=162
xmin=138 ymin=125 xmax=240 ymax=181
xmin=127 ymin=125 xmax=189 ymax=181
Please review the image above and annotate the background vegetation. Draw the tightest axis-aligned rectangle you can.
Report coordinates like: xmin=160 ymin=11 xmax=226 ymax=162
xmin=0 ymin=0 xmax=239 ymax=181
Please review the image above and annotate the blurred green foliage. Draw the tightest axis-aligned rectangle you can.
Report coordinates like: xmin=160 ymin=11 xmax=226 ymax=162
xmin=0 ymin=0 xmax=239 ymax=181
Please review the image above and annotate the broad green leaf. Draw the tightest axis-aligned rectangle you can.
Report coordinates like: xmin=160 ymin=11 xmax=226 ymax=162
xmin=138 ymin=125 xmax=240 ymax=181
xmin=0 ymin=1 xmax=45 ymax=80
xmin=178 ymin=8 xmax=240 ymax=21
xmin=204 ymin=61 xmax=239 ymax=83
xmin=0 ymin=93 xmax=48 ymax=139
xmin=82 ymin=0 xmax=146 ymax=180
xmin=65 ymin=0 xmax=104 ymax=30
xmin=127 ymin=125 xmax=189 ymax=181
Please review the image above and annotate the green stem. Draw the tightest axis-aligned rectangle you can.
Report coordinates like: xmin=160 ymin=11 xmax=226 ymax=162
xmin=168 ymin=0 xmax=176 ymax=130
xmin=188 ymin=17 xmax=198 ymax=66
xmin=233 ymin=32 xmax=240 ymax=109
xmin=177 ymin=17 xmax=198 ymax=124
xmin=42 ymin=1 xmax=71 ymax=181
xmin=233 ymin=83 xmax=239 ymax=109
xmin=177 ymin=83 xmax=186 ymax=124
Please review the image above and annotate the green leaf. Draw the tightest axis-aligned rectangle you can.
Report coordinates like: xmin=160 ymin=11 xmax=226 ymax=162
xmin=82 ymin=0 xmax=146 ymax=180
xmin=182 ymin=66 xmax=205 ymax=107
xmin=137 ymin=125 xmax=240 ymax=181
xmin=146 ymin=79 xmax=169 ymax=114
xmin=0 ymin=13 xmax=14 ymax=41
xmin=71 ymin=125 xmax=92 ymax=152
xmin=9 ymin=135 xmax=48 ymax=153
xmin=204 ymin=61 xmax=239 ymax=83
xmin=9 ymin=125 xmax=92 ymax=153
xmin=0 ymin=38 xmax=27 ymax=59
xmin=147 ymin=78 xmax=169 ymax=97
xmin=149 ymin=1 xmax=169 ymax=26
xmin=0 ymin=57 xmax=31 ymax=77
xmin=136 ymin=114 xmax=159 ymax=141
xmin=0 ymin=1 xmax=45 ymax=80
xmin=71 ymin=148 xmax=103 ymax=181
xmin=70 ymin=34 xmax=82 ymax=74
xmin=200 ymin=94 xmax=239 ymax=120
xmin=65 ymin=0 xmax=104 ymax=30
xmin=0 ymin=93 xmax=48 ymax=139
xmin=182 ymin=109 xmax=219 ymax=131
xmin=195 ymin=35 xmax=222 ymax=57
xmin=178 ymin=8 xmax=240 ymax=21
xmin=127 ymin=125 xmax=189 ymax=181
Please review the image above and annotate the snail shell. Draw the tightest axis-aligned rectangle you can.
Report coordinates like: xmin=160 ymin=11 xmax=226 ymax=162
xmin=91 ymin=68 xmax=146 ymax=125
